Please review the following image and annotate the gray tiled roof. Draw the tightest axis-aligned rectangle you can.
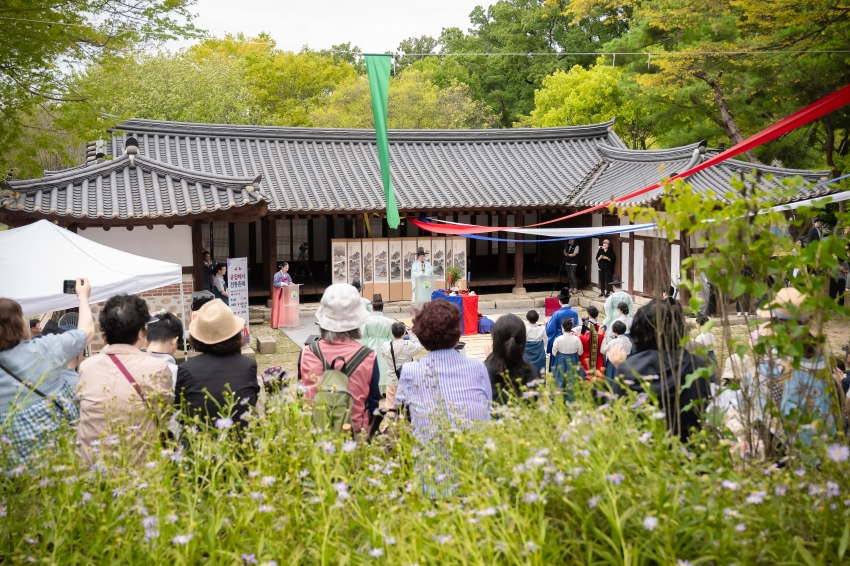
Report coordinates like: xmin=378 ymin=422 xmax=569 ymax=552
xmin=3 ymin=118 xmax=834 ymax=220
xmin=92 ymin=118 xmax=623 ymax=212
xmin=5 ymin=153 xmax=262 ymax=219
xmin=572 ymin=143 xmax=831 ymax=206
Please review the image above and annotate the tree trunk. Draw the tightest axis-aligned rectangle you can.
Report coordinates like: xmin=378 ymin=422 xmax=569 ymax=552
xmin=692 ymin=70 xmax=763 ymax=165
xmin=824 ymin=117 xmax=844 ymax=217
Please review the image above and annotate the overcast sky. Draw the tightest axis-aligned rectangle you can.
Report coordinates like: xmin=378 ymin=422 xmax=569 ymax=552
xmin=181 ymin=0 xmax=485 ymax=53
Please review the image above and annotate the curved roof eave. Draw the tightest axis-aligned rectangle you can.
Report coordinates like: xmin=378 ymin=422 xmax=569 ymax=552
xmin=112 ymin=118 xmax=618 ymax=143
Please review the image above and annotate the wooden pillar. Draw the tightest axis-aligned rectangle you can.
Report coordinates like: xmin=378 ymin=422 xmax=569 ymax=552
xmin=498 ymin=212 xmax=507 ymax=277
xmin=191 ymin=222 xmax=205 ymax=292
xmin=248 ymin=220 xmax=257 ymax=265
xmin=513 ymin=224 xmax=525 ymax=294
xmin=355 ymin=214 xmax=365 ymax=238
xmin=261 ymin=216 xmax=276 ymax=299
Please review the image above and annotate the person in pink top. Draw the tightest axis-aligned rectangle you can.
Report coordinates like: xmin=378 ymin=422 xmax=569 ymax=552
xmin=298 ymin=284 xmax=380 ymax=434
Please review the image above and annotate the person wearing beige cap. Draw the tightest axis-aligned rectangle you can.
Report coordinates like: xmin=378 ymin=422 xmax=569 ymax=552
xmin=176 ymin=299 xmax=259 ymax=428
xmin=298 ymin=284 xmax=380 ymax=434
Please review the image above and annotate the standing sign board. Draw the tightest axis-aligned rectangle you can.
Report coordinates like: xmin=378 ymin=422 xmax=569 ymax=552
xmin=227 ymin=257 xmax=250 ymax=343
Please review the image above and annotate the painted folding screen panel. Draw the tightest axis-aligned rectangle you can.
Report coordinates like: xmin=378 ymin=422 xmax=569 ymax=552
xmin=372 ymin=239 xmax=390 ymax=303
xmin=389 ymin=239 xmax=403 ymax=302
xmin=432 ymin=238 xmax=446 ymax=281
xmin=452 ymin=237 xmax=467 ymax=288
xmin=402 ymin=239 xmax=418 ymax=300
xmin=347 ymin=240 xmax=362 ymax=286
xmin=361 ymin=239 xmax=374 ymax=301
xmin=332 ymin=240 xmax=347 ymax=285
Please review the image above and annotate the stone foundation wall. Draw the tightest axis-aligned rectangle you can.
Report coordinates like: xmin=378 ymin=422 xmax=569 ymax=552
xmin=89 ymin=279 xmax=193 ymax=351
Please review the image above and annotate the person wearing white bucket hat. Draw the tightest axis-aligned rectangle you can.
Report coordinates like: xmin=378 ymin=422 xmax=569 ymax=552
xmin=176 ymin=299 xmax=259 ymax=428
xmin=298 ymin=284 xmax=380 ymax=433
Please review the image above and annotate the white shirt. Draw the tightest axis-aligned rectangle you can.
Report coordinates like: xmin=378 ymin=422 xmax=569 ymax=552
xmin=601 ymin=334 xmax=632 ymax=357
xmin=552 ymin=332 xmax=583 ymax=355
xmin=525 ymin=323 xmax=547 ymax=346
xmin=616 ymin=314 xmax=633 ymax=334
xmin=381 ymin=334 xmax=424 ymax=383
xmin=693 ymin=331 xmax=714 ymax=349
xmin=412 ymin=260 xmax=433 ymax=277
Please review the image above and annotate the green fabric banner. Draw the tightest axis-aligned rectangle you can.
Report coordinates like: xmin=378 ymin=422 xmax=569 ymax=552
xmin=364 ymin=54 xmax=400 ymax=229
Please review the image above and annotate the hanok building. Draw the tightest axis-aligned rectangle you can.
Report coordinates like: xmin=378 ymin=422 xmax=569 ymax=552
xmin=1 ymin=118 xmax=832 ymax=309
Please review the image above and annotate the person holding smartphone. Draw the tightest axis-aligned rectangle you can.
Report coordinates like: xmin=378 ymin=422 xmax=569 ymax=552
xmin=0 ymin=278 xmax=95 ymax=466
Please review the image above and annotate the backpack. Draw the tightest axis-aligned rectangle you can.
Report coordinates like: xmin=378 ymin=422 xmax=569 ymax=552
xmin=309 ymin=342 xmax=372 ymax=433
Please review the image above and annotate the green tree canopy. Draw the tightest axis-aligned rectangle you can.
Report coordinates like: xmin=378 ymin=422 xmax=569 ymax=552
xmin=1 ymin=0 xmax=200 ymax=178
xmin=438 ymin=0 xmax=629 ymax=127
xmin=309 ymin=71 xmax=498 ymax=129
xmin=522 ymin=62 xmax=660 ymax=149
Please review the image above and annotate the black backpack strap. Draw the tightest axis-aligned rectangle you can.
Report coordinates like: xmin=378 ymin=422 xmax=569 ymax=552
xmin=389 ymin=342 xmax=401 ymax=378
xmin=341 ymin=346 xmax=372 ymax=377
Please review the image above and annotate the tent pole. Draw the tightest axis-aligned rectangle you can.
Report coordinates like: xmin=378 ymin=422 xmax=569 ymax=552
xmin=179 ymin=280 xmax=188 ymax=361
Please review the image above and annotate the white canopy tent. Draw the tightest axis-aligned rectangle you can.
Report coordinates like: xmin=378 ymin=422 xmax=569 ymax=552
xmin=0 ymin=220 xmax=184 ymax=318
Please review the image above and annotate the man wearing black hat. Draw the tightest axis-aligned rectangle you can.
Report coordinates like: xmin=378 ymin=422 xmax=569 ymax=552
xmin=806 ymin=217 xmax=823 ymax=246
xmin=545 ymin=288 xmax=580 ymax=356
xmin=603 ymin=278 xmax=633 ymax=327
xmin=411 ymin=247 xmax=433 ymax=295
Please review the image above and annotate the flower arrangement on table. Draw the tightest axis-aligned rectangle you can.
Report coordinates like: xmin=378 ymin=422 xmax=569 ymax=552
xmin=446 ymin=266 xmax=464 ymax=290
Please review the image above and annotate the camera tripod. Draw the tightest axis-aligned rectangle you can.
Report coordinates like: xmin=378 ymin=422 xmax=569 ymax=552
xmin=293 ymin=248 xmax=319 ymax=297
xmin=551 ymin=259 xmax=586 ymax=298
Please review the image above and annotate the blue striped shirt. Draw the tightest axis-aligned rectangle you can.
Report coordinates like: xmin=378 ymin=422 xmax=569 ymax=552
xmin=396 ymin=348 xmax=491 ymax=443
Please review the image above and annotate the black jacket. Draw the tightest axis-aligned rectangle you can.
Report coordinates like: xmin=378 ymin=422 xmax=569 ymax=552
xmin=176 ymin=352 xmax=259 ymax=426
xmin=596 ymin=246 xmax=616 ymax=272
xmin=611 ymin=348 xmax=709 ymax=442
xmin=806 ymin=226 xmax=822 ymax=246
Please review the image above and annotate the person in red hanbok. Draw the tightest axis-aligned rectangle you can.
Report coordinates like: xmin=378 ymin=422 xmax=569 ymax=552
xmin=579 ymin=319 xmax=605 ymax=379
xmin=270 ymin=262 xmax=293 ymax=329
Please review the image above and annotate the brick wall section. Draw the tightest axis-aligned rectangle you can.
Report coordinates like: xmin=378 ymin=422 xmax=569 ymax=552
xmin=139 ymin=284 xmax=185 ymax=297
xmin=89 ymin=278 xmax=193 ymax=351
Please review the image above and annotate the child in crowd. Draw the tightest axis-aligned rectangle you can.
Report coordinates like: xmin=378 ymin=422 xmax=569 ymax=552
xmin=381 ymin=321 xmax=423 ymax=415
xmin=550 ymin=319 xmax=583 ymax=399
xmin=693 ymin=313 xmax=717 ymax=367
xmin=601 ymin=320 xmax=631 ymax=380
xmin=523 ymin=310 xmax=547 ymax=374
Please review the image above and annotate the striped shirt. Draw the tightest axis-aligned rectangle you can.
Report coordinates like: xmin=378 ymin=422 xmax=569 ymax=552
xmin=396 ymin=348 xmax=491 ymax=443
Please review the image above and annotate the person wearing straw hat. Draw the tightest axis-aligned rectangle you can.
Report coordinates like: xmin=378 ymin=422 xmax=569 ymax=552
xmin=602 ymin=277 xmax=633 ymax=328
xmin=411 ymin=247 xmax=433 ymax=295
xmin=545 ymin=288 xmax=580 ymax=356
xmin=298 ymin=284 xmax=380 ymax=434
xmin=359 ymin=294 xmax=394 ymax=391
xmin=176 ymin=300 xmax=259 ymax=428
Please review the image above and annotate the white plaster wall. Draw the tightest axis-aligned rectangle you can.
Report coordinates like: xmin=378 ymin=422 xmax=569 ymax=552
xmin=621 ymin=242 xmax=630 ymax=292
xmin=81 ymin=225 xmax=193 ymax=267
xmin=633 ymin=240 xmax=644 ymax=292
xmin=619 ymin=214 xmax=630 ymax=238
xmin=591 ymin=214 xmax=602 ymax=284
xmin=671 ymin=244 xmax=681 ymax=288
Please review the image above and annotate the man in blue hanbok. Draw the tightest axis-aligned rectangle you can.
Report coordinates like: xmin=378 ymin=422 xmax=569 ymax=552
xmin=545 ymin=288 xmax=580 ymax=355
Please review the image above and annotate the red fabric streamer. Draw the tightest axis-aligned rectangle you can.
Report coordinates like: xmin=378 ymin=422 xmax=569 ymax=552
xmin=413 ymin=83 xmax=850 ymax=235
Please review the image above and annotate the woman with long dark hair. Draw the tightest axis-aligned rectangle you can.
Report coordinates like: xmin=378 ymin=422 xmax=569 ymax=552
xmin=607 ymin=299 xmax=709 ymax=441
xmin=485 ymin=314 xmax=538 ymax=403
